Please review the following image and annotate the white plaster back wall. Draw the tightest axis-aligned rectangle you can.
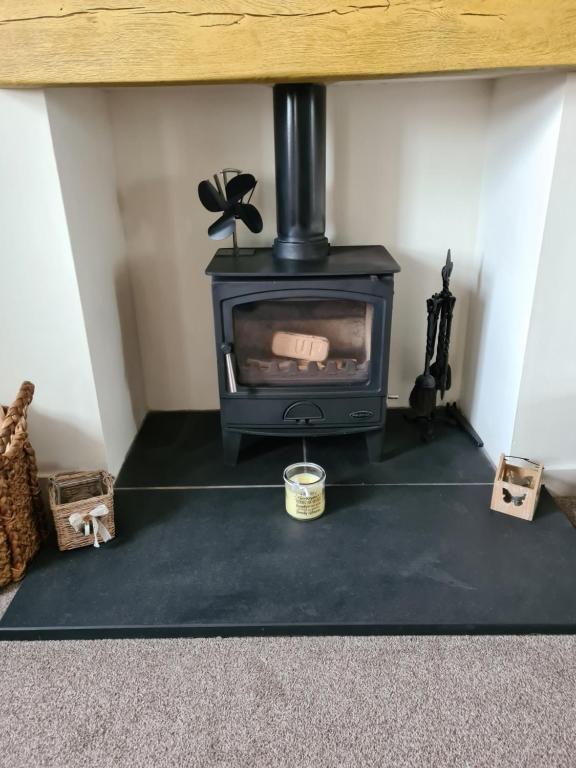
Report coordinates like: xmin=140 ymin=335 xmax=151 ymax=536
xmin=511 ymin=75 xmax=576 ymax=493
xmin=108 ymin=80 xmax=491 ymax=410
xmin=328 ymin=81 xmax=490 ymax=405
xmin=0 ymin=90 xmax=106 ymax=472
xmin=108 ymin=85 xmax=275 ymax=410
xmin=46 ymin=88 xmax=145 ymax=474
xmin=461 ymin=75 xmax=565 ymax=464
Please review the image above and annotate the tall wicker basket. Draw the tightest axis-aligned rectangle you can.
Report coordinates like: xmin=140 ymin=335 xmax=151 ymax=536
xmin=0 ymin=382 xmax=47 ymax=587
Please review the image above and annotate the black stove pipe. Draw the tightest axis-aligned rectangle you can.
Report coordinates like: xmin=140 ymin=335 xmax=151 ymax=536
xmin=273 ymin=83 xmax=330 ymax=261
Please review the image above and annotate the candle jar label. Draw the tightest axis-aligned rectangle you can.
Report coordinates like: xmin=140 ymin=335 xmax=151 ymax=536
xmin=285 ymin=486 xmax=325 ymax=520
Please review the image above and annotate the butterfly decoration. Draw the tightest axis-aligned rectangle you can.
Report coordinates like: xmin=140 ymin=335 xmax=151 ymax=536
xmin=502 ymin=489 xmax=526 ymax=507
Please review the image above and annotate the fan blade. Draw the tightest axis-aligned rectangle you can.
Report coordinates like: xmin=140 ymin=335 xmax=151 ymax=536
xmin=236 ymin=203 xmax=263 ymax=233
xmin=198 ymin=180 xmax=226 ymax=212
xmin=226 ymin=173 xmax=257 ymax=204
xmin=208 ymin=212 xmax=236 ymax=240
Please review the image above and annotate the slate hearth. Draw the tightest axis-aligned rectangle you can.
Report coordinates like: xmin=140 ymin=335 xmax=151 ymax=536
xmin=2 ymin=410 xmax=576 ymax=640
xmin=116 ymin=409 xmax=494 ymax=488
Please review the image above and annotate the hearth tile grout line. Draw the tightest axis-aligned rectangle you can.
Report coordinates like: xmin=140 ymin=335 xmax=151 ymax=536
xmin=114 ymin=482 xmax=494 ymax=491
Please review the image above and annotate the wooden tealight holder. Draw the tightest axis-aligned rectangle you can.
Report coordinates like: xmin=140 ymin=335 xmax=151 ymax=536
xmin=490 ymin=454 xmax=544 ymax=521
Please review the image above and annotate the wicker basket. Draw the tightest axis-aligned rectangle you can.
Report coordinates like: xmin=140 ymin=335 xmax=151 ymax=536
xmin=0 ymin=382 xmax=47 ymax=587
xmin=49 ymin=471 xmax=115 ymax=551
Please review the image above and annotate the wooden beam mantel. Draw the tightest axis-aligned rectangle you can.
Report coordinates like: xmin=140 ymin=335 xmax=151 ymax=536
xmin=0 ymin=0 xmax=575 ymax=87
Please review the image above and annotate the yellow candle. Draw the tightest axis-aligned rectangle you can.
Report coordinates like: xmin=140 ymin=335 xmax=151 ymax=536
xmin=284 ymin=469 xmax=325 ymax=520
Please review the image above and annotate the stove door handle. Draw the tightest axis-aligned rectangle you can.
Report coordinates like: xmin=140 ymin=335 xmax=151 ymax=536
xmin=221 ymin=343 xmax=238 ymax=394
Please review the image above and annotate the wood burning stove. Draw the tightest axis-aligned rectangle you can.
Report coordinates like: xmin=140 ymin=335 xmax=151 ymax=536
xmin=206 ymin=83 xmax=400 ymax=464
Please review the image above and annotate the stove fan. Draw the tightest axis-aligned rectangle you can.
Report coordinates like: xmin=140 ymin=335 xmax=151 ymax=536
xmin=198 ymin=169 xmax=263 ymax=253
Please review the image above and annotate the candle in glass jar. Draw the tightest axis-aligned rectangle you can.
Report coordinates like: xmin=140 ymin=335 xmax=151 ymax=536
xmin=284 ymin=463 xmax=326 ymax=520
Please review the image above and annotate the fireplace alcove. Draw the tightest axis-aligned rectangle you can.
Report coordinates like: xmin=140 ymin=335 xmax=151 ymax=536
xmin=0 ymin=0 xmax=574 ymax=486
xmin=3 ymin=74 xmax=569 ymax=483
xmin=2 ymin=29 xmax=576 ymax=636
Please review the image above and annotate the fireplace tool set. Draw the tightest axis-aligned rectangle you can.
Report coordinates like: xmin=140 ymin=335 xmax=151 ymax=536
xmin=410 ymin=250 xmax=457 ymax=439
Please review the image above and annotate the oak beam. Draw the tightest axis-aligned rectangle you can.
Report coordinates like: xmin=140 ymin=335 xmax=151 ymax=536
xmin=0 ymin=0 xmax=575 ymax=87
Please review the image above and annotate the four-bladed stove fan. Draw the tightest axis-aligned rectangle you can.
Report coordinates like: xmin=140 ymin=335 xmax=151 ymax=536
xmin=198 ymin=169 xmax=263 ymax=254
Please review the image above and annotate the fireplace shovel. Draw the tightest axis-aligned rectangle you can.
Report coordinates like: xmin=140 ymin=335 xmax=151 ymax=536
xmin=409 ymin=295 xmax=440 ymax=417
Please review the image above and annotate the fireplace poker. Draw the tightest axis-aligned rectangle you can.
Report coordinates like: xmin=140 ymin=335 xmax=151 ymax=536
xmin=430 ymin=250 xmax=456 ymax=398
xmin=436 ymin=295 xmax=456 ymax=397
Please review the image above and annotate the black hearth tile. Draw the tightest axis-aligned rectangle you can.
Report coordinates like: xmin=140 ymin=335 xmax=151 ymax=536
xmin=116 ymin=409 xmax=493 ymax=489
xmin=2 ymin=487 xmax=576 ymax=638
xmin=306 ymin=411 xmax=494 ymax=485
xmin=116 ymin=410 xmax=303 ymax=488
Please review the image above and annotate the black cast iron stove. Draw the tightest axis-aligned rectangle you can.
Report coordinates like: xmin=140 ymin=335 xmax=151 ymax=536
xmin=206 ymin=83 xmax=400 ymax=464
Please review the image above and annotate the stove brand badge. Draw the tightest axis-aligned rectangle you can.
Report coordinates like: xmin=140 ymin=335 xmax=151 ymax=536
xmin=350 ymin=410 xmax=374 ymax=419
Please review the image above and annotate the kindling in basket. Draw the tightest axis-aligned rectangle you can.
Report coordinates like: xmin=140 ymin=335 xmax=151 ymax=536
xmin=49 ymin=471 xmax=115 ymax=551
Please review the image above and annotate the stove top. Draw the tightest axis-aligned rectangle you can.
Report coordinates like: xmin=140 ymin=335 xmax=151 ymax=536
xmin=206 ymin=245 xmax=401 ymax=278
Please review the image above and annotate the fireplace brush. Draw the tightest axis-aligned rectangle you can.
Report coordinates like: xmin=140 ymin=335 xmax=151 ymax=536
xmin=409 ymin=295 xmax=441 ymax=418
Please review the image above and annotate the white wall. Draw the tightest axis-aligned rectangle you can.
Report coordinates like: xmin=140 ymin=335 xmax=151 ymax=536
xmin=511 ymin=76 xmax=576 ymax=493
xmin=0 ymin=88 xmax=142 ymax=476
xmin=108 ymin=85 xmax=275 ymax=410
xmin=0 ymin=90 xmax=107 ymax=472
xmin=108 ymin=80 xmax=491 ymax=410
xmin=46 ymin=89 xmax=144 ymax=473
xmin=461 ymin=75 xmax=565 ymax=463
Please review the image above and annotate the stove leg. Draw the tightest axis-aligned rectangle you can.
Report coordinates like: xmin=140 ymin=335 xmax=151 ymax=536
xmin=222 ymin=429 xmax=242 ymax=466
xmin=365 ymin=429 xmax=384 ymax=463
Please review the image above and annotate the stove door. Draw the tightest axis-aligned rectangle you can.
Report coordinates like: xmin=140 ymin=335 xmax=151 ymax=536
xmin=225 ymin=290 xmax=382 ymax=389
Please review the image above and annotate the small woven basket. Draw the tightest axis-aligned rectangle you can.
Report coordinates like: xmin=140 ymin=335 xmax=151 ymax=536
xmin=0 ymin=382 xmax=47 ymax=587
xmin=49 ymin=471 xmax=115 ymax=551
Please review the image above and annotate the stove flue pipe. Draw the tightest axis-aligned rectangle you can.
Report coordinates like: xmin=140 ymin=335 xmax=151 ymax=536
xmin=273 ymin=83 xmax=330 ymax=261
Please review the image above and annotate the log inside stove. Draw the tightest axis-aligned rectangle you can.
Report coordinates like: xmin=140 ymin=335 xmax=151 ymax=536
xmin=239 ymin=357 xmax=370 ymax=384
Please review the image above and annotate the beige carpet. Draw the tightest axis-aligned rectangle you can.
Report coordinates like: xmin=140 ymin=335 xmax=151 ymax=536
xmin=1 ymin=633 xmax=576 ymax=767
xmin=555 ymin=496 xmax=576 ymax=527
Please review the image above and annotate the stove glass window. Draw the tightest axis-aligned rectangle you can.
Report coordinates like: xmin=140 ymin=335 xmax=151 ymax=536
xmin=232 ymin=298 xmax=373 ymax=386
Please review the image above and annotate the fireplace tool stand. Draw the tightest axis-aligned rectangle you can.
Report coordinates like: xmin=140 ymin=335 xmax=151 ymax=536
xmin=408 ymin=250 xmax=480 ymax=446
